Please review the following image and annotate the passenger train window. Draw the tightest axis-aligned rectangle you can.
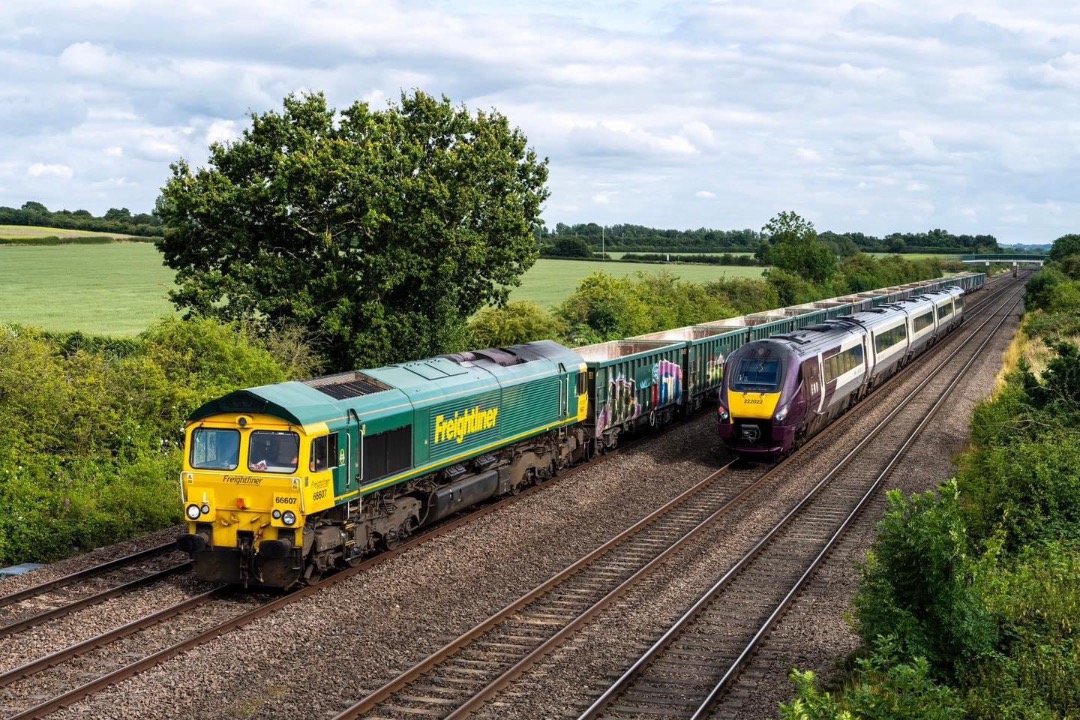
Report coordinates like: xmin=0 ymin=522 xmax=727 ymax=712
xmin=937 ymin=304 xmax=952 ymax=319
xmin=874 ymin=325 xmax=907 ymax=354
xmin=913 ymin=312 xmax=934 ymax=332
xmin=824 ymin=346 xmax=864 ymax=383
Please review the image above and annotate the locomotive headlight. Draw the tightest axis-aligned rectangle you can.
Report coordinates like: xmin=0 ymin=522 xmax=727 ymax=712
xmin=774 ymin=406 xmax=789 ymax=423
xmin=200 ymin=503 xmax=210 ymax=515
xmin=282 ymin=511 xmax=296 ymax=526
xmin=272 ymin=509 xmax=282 ymax=519
xmin=186 ymin=504 xmax=202 ymax=521
xmin=717 ymin=405 xmax=730 ymax=421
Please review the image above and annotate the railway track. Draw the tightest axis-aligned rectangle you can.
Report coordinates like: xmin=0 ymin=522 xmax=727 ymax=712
xmin=577 ymin=282 xmax=1026 ymax=719
xmin=0 ymin=543 xmax=188 ymax=639
xmin=4 ymin=275 xmax=1015 ymax=720
xmin=0 ymin=430 xmax=680 ymax=720
xmin=319 ymin=276 xmax=1022 ymax=720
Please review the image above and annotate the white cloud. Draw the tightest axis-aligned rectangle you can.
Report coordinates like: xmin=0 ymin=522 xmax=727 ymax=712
xmin=695 ymin=190 xmax=716 ymax=198
xmin=0 ymin=0 xmax=1074 ymax=242
xmin=27 ymin=163 xmax=74 ymax=179
xmin=205 ymin=120 xmax=239 ymax=146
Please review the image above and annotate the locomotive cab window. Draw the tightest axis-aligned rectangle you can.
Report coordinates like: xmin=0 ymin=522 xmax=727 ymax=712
xmin=576 ymin=372 xmax=587 ymax=395
xmin=732 ymin=358 xmax=781 ymax=392
xmin=190 ymin=428 xmax=240 ymax=471
xmin=249 ymin=431 xmax=299 ymax=473
xmin=310 ymin=434 xmax=339 ymax=472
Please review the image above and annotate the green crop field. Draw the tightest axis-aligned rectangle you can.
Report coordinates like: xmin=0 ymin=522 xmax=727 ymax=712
xmin=512 ymin=259 xmax=764 ymax=308
xmin=0 ymin=246 xmax=766 ymax=335
xmin=0 ymin=225 xmax=154 ymax=240
xmin=0 ymin=244 xmax=177 ymax=335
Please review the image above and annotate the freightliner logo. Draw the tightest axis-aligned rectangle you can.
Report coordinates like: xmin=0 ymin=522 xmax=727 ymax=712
xmin=434 ymin=406 xmax=499 ymax=444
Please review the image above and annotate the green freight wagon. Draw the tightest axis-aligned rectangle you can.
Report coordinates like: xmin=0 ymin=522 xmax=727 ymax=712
xmin=631 ymin=325 xmax=749 ymax=410
xmin=575 ymin=339 xmax=685 ymax=450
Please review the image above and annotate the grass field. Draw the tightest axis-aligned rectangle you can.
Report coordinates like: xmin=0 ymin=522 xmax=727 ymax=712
xmin=514 ymin=259 xmax=764 ymax=308
xmin=0 ymin=245 xmax=767 ymax=335
xmin=0 ymin=225 xmax=154 ymax=240
xmin=0 ymin=244 xmax=177 ymax=334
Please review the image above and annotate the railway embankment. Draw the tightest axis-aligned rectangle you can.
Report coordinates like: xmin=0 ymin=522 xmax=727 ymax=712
xmin=781 ymin=261 xmax=1080 ymax=718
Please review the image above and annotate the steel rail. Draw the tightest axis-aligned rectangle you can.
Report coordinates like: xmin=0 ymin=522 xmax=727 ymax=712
xmin=0 ymin=562 xmax=191 ymax=639
xmin=0 ymin=588 xmax=223 ymax=689
xmin=578 ymin=283 xmax=1025 ymax=719
xmin=0 ymin=542 xmax=176 ymax=610
xmin=3 ymin=456 xmax=630 ymax=720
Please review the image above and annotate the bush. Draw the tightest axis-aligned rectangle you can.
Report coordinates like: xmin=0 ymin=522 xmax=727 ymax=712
xmin=468 ymin=301 xmax=567 ymax=347
xmin=0 ymin=319 xmax=293 ymax=564
xmin=556 ymin=271 xmax=737 ymax=343
xmin=855 ymin=484 xmax=997 ymax=680
xmin=782 ymin=639 xmax=963 ymax=720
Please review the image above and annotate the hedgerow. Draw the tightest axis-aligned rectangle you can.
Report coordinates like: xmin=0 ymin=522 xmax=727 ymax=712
xmin=0 ymin=318 xmax=290 ymax=565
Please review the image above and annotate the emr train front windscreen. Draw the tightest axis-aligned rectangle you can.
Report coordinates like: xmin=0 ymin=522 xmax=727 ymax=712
xmin=731 ymin=358 xmax=782 ymax=392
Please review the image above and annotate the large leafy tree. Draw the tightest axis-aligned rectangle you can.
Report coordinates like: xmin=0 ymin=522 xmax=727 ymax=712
xmin=759 ymin=210 xmax=838 ymax=284
xmin=157 ymin=91 xmax=549 ymax=371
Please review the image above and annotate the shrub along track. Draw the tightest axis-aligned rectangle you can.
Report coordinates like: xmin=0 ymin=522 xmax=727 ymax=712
xmin=314 ymin=276 xmax=1021 ymax=720
xmin=4 ymin=275 xmax=1012 ymax=720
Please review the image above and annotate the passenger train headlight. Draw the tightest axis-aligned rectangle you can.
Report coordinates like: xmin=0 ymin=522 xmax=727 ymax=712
xmin=717 ymin=405 xmax=730 ymax=421
xmin=186 ymin=504 xmax=202 ymax=521
xmin=774 ymin=406 xmax=789 ymax=423
xmin=282 ymin=511 xmax=296 ymax=526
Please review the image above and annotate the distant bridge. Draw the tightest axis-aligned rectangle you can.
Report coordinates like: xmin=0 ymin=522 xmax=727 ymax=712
xmin=960 ymin=254 xmax=1047 ymax=267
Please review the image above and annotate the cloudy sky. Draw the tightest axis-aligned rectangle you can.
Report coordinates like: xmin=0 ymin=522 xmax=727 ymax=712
xmin=1 ymin=1 xmax=1077 ymax=243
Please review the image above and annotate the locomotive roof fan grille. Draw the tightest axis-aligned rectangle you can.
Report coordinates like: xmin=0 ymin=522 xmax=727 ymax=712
xmin=304 ymin=372 xmax=393 ymax=400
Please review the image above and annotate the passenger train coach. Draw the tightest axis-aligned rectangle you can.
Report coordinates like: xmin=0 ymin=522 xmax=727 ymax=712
xmin=717 ymin=286 xmax=967 ymax=457
xmin=177 ymin=273 xmax=984 ymax=587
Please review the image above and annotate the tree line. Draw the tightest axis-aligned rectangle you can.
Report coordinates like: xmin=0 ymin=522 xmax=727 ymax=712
xmin=543 ymin=222 xmax=1002 ymax=255
xmin=0 ymin=202 xmax=163 ymax=237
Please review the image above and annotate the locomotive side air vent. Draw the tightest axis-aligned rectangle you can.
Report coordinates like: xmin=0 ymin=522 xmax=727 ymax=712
xmin=304 ymin=372 xmax=392 ymax=400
